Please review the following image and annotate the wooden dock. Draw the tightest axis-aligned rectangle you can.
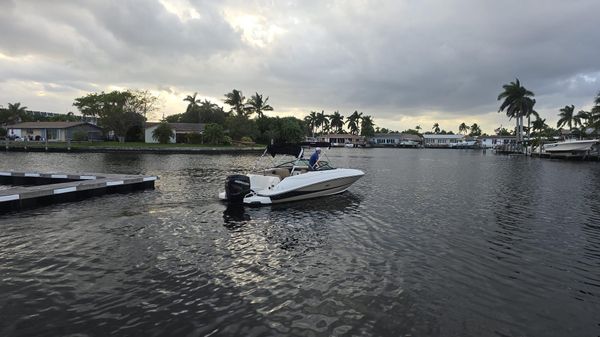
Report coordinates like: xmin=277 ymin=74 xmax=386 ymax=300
xmin=0 ymin=171 xmax=157 ymax=213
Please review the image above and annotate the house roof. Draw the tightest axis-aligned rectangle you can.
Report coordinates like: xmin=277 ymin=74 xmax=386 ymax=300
xmin=478 ymin=135 xmax=516 ymax=139
xmin=7 ymin=121 xmax=100 ymax=129
xmin=422 ymin=134 xmax=464 ymax=139
xmin=146 ymin=122 xmax=204 ymax=132
xmin=371 ymin=133 xmax=422 ymax=140
xmin=323 ymin=133 xmax=362 ymax=139
xmin=373 ymin=133 xmax=402 ymax=139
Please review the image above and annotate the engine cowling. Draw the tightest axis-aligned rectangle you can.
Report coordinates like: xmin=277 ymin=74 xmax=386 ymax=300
xmin=225 ymin=175 xmax=251 ymax=202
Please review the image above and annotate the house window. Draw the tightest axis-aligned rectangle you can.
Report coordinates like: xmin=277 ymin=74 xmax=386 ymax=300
xmin=47 ymin=129 xmax=59 ymax=140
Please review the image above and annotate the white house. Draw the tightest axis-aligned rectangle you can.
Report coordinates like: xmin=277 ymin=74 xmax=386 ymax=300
xmin=477 ymin=135 xmax=516 ymax=148
xmin=144 ymin=122 xmax=204 ymax=143
xmin=316 ymin=133 xmax=364 ymax=147
xmin=7 ymin=121 xmax=103 ymax=141
xmin=422 ymin=134 xmax=464 ymax=147
xmin=368 ymin=133 xmax=422 ymax=147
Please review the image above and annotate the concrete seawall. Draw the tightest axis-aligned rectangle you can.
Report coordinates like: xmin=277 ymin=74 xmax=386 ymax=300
xmin=2 ymin=141 xmax=265 ymax=155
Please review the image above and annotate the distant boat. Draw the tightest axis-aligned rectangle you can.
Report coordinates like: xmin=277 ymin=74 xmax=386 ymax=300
xmin=534 ymin=139 xmax=600 ymax=158
xmin=543 ymin=139 xmax=599 ymax=153
xmin=449 ymin=140 xmax=477 ymax=149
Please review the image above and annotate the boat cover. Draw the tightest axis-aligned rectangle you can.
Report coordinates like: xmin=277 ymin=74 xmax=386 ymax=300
xmin=266 ymin=142 xmax=332 ymax=158
xmin=266 ymin=143 xmax=303 ymax=158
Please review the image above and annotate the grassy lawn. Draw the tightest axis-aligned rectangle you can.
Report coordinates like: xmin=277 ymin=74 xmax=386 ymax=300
xmin=3 ymin=140 xmax=266 ymax=149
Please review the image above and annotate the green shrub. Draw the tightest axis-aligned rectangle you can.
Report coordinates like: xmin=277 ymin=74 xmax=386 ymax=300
xmin=223 ymin=135 xmax=232 ymax=145
xmin=152 ymin=122 xmax=173 ymax=144
xmin=72 ymin=131 xmax=88 ymax=141
xmin=225 ymin=115 xmax=258 ymax=140
xmin=204 ymin=123 xmax=225 ymax=144
xmin=186 ymin=133 xmax=203 ymax=144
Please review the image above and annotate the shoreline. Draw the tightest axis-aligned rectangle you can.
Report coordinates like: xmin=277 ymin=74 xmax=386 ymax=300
xmin=2 ymin=145 xmax=266 ymax=155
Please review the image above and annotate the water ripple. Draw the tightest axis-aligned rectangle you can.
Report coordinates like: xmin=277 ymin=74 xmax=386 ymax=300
xmin=0 ymin=150 xmax=599 ymax=336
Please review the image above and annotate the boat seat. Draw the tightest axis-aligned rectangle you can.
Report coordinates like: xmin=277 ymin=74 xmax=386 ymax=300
xmin=262 ymin=168 xmax=290 ymax=180
xmin=291 ymin=166 xmax=309 ymax=175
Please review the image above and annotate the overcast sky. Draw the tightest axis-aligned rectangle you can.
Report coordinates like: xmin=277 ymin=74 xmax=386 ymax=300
xmin=1 ymin=0 xmax=599 ymax=133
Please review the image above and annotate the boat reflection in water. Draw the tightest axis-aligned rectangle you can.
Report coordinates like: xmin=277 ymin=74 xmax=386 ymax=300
xmin=222 ymin=192 xmax=363 ymax=230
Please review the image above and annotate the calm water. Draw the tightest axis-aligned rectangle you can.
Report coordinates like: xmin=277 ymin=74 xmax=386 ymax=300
xmin=0 ymin=149 xmax=599 ymax=336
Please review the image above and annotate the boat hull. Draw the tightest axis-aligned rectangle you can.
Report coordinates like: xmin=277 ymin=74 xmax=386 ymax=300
xmin=220 ymin=168 xmax=364 ymax=205
xmin=543 ymin=139 xmax=599 ymax=153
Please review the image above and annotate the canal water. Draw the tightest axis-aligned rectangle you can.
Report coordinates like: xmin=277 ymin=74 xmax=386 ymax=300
xmin=0 ymin=149 xmax=599 ymax=336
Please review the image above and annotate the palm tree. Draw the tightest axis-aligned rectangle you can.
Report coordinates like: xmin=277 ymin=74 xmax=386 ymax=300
xmin=199 ymin=99 xmax=218 ymax=111
xmin=590 ymin=91 xmax=600 ymax=133
xmin=196 ymin=99 xmax=223 ymax=123
xmin=415 ymin=125 xmax=422 ymax=134
xmin=304 ymin=111 xmax=318 ymax=137
xmin=6 ymin=102 xmax=28 ymax=124
xmin=245 ymin=92 xmax=273 ymax=119
xmin=223 ymin=89 xmax=247 ymax=116
xmin=183 ymin=93 xmax=201 ymax=113
xmin=329 ymin=111 xmax=344 ymax=133
xmin=346 ymin=110 xmax=362 ymax=135
xmin=576 ymin=110 xmax=591 ymax=126
xmin=322 ymin=118 xmax=331 ymax=134
xmin=458 ymin=122 xmax=470 ymax=135
xmin=469 ymin=123 xmax=482 ymax=136
xmin=432 ymin=123 xmax=440 ymax=134
xmin=531 ymin=117 xmax=548 ymax=153
xmin=497 ymin=78 xmax=535 ymax=145
xmin=315 ymin=110 xmax=328 ymax=135
xmin=557 ymin=105 xmax=581 ymax=130
xmin=531 ymin=117 xmax=547 ymax=135
xmin=522 ymin=98 xmax=539 ymax=147
xmin=360 ymin=115 xmax=375 ymax=137
xmin=574 ymin=110 xmax=591 ymax=139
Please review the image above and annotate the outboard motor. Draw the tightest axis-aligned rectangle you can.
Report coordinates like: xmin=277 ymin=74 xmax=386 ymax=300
xmin=225 ymin=175 xmax=251 ymax=202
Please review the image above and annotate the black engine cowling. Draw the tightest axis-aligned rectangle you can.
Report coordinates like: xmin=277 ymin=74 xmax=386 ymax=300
xmin=225 ymin=175 xmax=251 ymax=202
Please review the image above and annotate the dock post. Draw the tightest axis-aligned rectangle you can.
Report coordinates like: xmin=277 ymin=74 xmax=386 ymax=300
xmin=67 ymin=138 xmax=71 ymax=151
xmin=45 ymin=137 xmax=48 ymax=151
xmin=24 ymin=137 xmax=28 ymax=151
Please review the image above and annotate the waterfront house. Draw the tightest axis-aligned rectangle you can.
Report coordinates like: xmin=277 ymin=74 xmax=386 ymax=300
xmin=315 ymin=134 xmax=364 ymax=147
xmin=144 ymin=122 xmax=205 ymax=143
xmin=7 ymin=121 xmax=103 ymax=141
xmin=477 ymin=135 xmax=516 ymax=148
xmin=422 ymin=134 xmax=465 ymax=147
xmin=368 ymin=133 xmax=422 ymax=147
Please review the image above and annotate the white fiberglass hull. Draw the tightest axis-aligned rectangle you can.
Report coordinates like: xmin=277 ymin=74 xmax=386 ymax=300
xmin=220 ymin=168 xmax=364 ymax=205
xmin=543 ymin=139 xmax=599 ymax=153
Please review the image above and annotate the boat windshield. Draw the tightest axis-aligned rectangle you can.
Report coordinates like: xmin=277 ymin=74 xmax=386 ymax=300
xmin=274 ymin=158 xmax=335 ymax=171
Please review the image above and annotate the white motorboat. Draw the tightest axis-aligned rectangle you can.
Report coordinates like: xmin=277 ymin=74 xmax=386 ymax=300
xmin=542 ymin=139 xmax=599 ymax=153
xmin=449 ymin=140 xmax=477 ymax=148
xmin=219 ymin=143 xmax=365 ymax=205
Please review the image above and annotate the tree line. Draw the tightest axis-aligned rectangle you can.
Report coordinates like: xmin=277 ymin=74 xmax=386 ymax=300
xmin=302 ymin=110 xmax=375 ymax=138
xmin=497 ymin=79 xmax=600 ymax=144
xmin=4 ymin=83 xmax=599 ymax=144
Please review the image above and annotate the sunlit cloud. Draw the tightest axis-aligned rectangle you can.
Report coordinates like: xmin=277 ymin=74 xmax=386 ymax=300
xmin=159 ymin=0 xmax=201 ymax=22
xmin=0 ymin=0 xmax=599 ymax=134
xmin=224 ymin=11 xmax=286 ymax=48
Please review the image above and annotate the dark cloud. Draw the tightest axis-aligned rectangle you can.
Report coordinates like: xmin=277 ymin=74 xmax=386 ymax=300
xmin=1 ymin=0 xmax=599 ymax=129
